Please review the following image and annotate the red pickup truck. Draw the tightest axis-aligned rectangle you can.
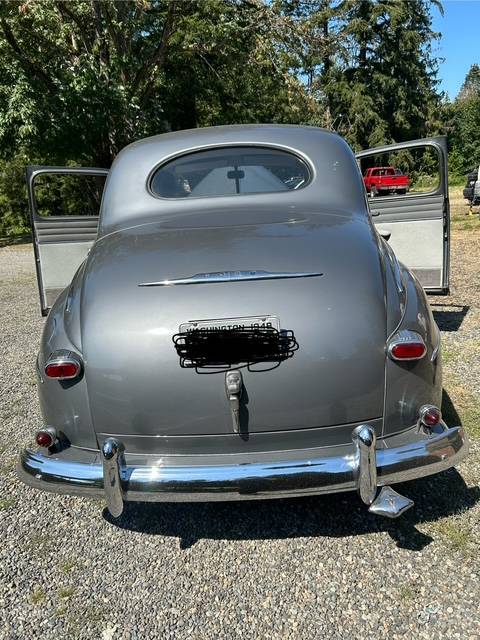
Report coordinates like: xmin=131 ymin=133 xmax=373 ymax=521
xmin=363 ymin=167 xmax=410 ymax=197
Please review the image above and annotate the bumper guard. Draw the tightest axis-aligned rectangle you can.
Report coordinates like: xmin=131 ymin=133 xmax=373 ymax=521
xmin=18 ymin=425 xmax=469 ymax=519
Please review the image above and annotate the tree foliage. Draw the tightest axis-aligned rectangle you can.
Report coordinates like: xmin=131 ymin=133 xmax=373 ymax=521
xmin=281 ymin=0 xmax=444 ymax=149
xmin=449 ymin=64 xmax=480 ymax=177
xmin=0 ymin=0 xmax=454 ymax=237
xmin=0 ymin=0 xmax=317 ymax=167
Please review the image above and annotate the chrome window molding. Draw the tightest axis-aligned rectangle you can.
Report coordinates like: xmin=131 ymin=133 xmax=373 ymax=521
xmin=146 ymin=142 xmax=315 ymax=201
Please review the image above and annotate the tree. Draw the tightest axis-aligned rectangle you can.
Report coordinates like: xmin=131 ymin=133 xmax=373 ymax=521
xmin=457 ymin=63 xmax=480 ymax=101
xmin=0 ymin=0 xmax=320 ymax=236
xmin=0 ymin=0 xmax=318 ymax=167
xmin=285 ymin=0 xmax=443 ymax=149
xmin=449 ymin=64 xmax=480 ymax=176
xmin=0 ymin=0 xmax=447 ymax=237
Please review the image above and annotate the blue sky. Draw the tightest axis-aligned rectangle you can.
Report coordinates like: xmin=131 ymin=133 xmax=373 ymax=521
xmin=432 ymin=1 xmax=478 ymax=98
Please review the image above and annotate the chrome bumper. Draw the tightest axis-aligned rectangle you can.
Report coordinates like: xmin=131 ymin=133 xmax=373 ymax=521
xmin=18 ymin=425 xmax=469 ymax=517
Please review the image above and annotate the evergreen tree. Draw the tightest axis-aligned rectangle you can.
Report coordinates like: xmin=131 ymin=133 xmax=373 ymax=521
xmin=288 ymin=0 xmax=443 ymax=149
xmin=457 ymin=63 xmax=480 ymax=101
xmin=450 ymin=64 xmax=480 ymax=176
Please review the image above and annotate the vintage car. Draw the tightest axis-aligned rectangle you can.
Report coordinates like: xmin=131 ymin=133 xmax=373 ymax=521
xmin=18 ymin=125 xmax=469 ymax=519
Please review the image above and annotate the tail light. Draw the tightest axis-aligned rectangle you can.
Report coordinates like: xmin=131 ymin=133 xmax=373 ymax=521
xmin=419 ymin=405 xmax=441 ymax=427
xmin=388 ymin=330 xmax=426 ymax=361
xmin=44 ymin=350 xmax=82 ymax=380
xmin=35 ymin=427 xmax=57 ymax=448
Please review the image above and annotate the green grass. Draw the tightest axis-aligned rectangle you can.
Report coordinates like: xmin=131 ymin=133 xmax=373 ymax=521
xmin=436 ymin=519 xmax=472 ymax=552
xmin=441 ymin=346 xmax=455 ymax=366
xmin=448 ymin=173 xmax=468 ymax=187
xmin=25 ymin=533 xmax=53 ymax=554
xmin=409 ymin=178 xmax=439 ymax=192
xmin=462 ymin=401 xmax=480 ymax=439
xmin=30 ymin=587 xmax=46 ymax=605
xmin=0 ymin=497 xmax=16 ymax=511
xmin=445 ymin=389 xmax=480 ymax=439
xmin=58 ymin=586 xmax=76 ymax=600
xmin=398 ymin=584 xmax=417 ymax=602
xmin=60 ymin=560 xmax=77 ymax=574
xmin=443 ymin=375 xmax=480 ymax=440
xmin=451 ymin=216 xmax=480 ymax=231
xmin=0 ymin=234 xmax=30 ymax=248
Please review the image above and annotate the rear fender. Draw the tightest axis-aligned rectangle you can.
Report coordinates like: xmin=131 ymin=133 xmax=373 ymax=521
xmin=37 ymin=289 xmax=98 ymax=449
xmin=383 ymin=267 xmax=442 ymax=437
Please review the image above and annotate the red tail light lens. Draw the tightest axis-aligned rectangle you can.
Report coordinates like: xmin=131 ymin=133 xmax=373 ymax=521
xmin=45 ymin=361 xmax=80 ymax=379
xmin=35 ymin=428 xmax=56 ymax=448
xmin=420 ymin=405 xmax=441 ymax=427
xmin=388 ymin=330 xmax=426 ymax=361
xmin=390 ymin=342 xmax=426 ymax=360
xmin=44 ymin=350 xmax=82 ymax=380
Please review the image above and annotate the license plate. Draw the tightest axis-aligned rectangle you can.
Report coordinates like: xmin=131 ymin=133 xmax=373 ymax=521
xmin=179 ymin=315 xmax=280 ymax=333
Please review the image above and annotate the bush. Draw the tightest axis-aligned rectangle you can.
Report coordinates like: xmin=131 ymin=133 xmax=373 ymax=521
xmin=0 ymin=155 xmax=30 ymax=238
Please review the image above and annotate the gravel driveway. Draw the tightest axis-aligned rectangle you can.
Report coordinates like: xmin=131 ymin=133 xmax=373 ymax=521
xmin=0 ymin=212 xmax=479 ymax=639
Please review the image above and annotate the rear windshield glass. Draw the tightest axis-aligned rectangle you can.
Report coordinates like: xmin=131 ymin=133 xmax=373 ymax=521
xmin=370 ymin=168 xmax=395 ymax=176
xmin=150 ymin=146 xmax=310 ymax=198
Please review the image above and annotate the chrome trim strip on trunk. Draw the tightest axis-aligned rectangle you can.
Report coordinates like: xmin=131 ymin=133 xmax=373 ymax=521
xmin=138 ymin=270 xmax=324 ymax=287
xmin=18 ymin=426 xmax=468 ymax=504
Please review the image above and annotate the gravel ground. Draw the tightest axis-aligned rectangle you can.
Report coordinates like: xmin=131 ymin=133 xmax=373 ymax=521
xmin=0 ymin=198 xmax=479 ymax=639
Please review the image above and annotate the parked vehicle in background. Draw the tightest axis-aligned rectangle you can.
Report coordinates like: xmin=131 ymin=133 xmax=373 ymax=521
xmin=463 ymin=166 xmax=480 ymax=206
xmin=363 ymin=166 xmax=410 ymax=197
xmin=18 ymin=127 xmax=466 ymax=520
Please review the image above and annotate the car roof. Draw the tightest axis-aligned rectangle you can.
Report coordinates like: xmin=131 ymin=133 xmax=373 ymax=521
xmin=98 ymin=124 xmax=368 ymax=235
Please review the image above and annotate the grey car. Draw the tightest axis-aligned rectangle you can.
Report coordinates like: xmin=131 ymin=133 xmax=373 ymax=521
xmin=18 ymin=125 xmax=469 ymax=519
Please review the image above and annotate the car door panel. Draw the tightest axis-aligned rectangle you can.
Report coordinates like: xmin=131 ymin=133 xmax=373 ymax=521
xmin=368 ymin=193 xmax=444 ymax=288
xmin=356 ymin=137 xmax=449 ymax=294
xmin=26 ymin=166 xmax=108 ymax=315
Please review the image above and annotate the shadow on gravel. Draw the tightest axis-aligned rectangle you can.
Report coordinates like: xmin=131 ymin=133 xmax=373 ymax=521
xmin=104 ymin=469 xmax=479 ymax=551
xmin=431 ymin=304 xmax=469 ymax=331
xmin=442 ymin=389 xmax=461 ymax=426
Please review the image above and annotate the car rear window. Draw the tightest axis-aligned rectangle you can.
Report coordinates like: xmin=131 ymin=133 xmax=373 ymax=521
xmin=150 ymin=146 xmax=310 ymax=198
xmin=370 ymin=168 xmax=395 ymax=176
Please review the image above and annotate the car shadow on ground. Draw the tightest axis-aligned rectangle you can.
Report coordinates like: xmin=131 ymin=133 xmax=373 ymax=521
xmin=442 ymin=388 xmax=461 ymax=426
xmin=430 ymin=303 xmax=470 ymax=331
xmin=104 ymin=469 xmax=479 ymax=551
xmin=105 ymin=389 xmax=475 ymax=550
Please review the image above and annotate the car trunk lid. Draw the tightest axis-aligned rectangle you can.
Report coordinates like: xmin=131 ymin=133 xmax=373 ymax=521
xmin=81 ymin=211 xmax=386 ymax=446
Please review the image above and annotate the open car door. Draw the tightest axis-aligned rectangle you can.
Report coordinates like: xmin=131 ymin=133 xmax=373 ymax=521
xmin=356 ymin=136 xmax=450 ymax=294
xmin=26 ymin=166 xmax=108 ymax=315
